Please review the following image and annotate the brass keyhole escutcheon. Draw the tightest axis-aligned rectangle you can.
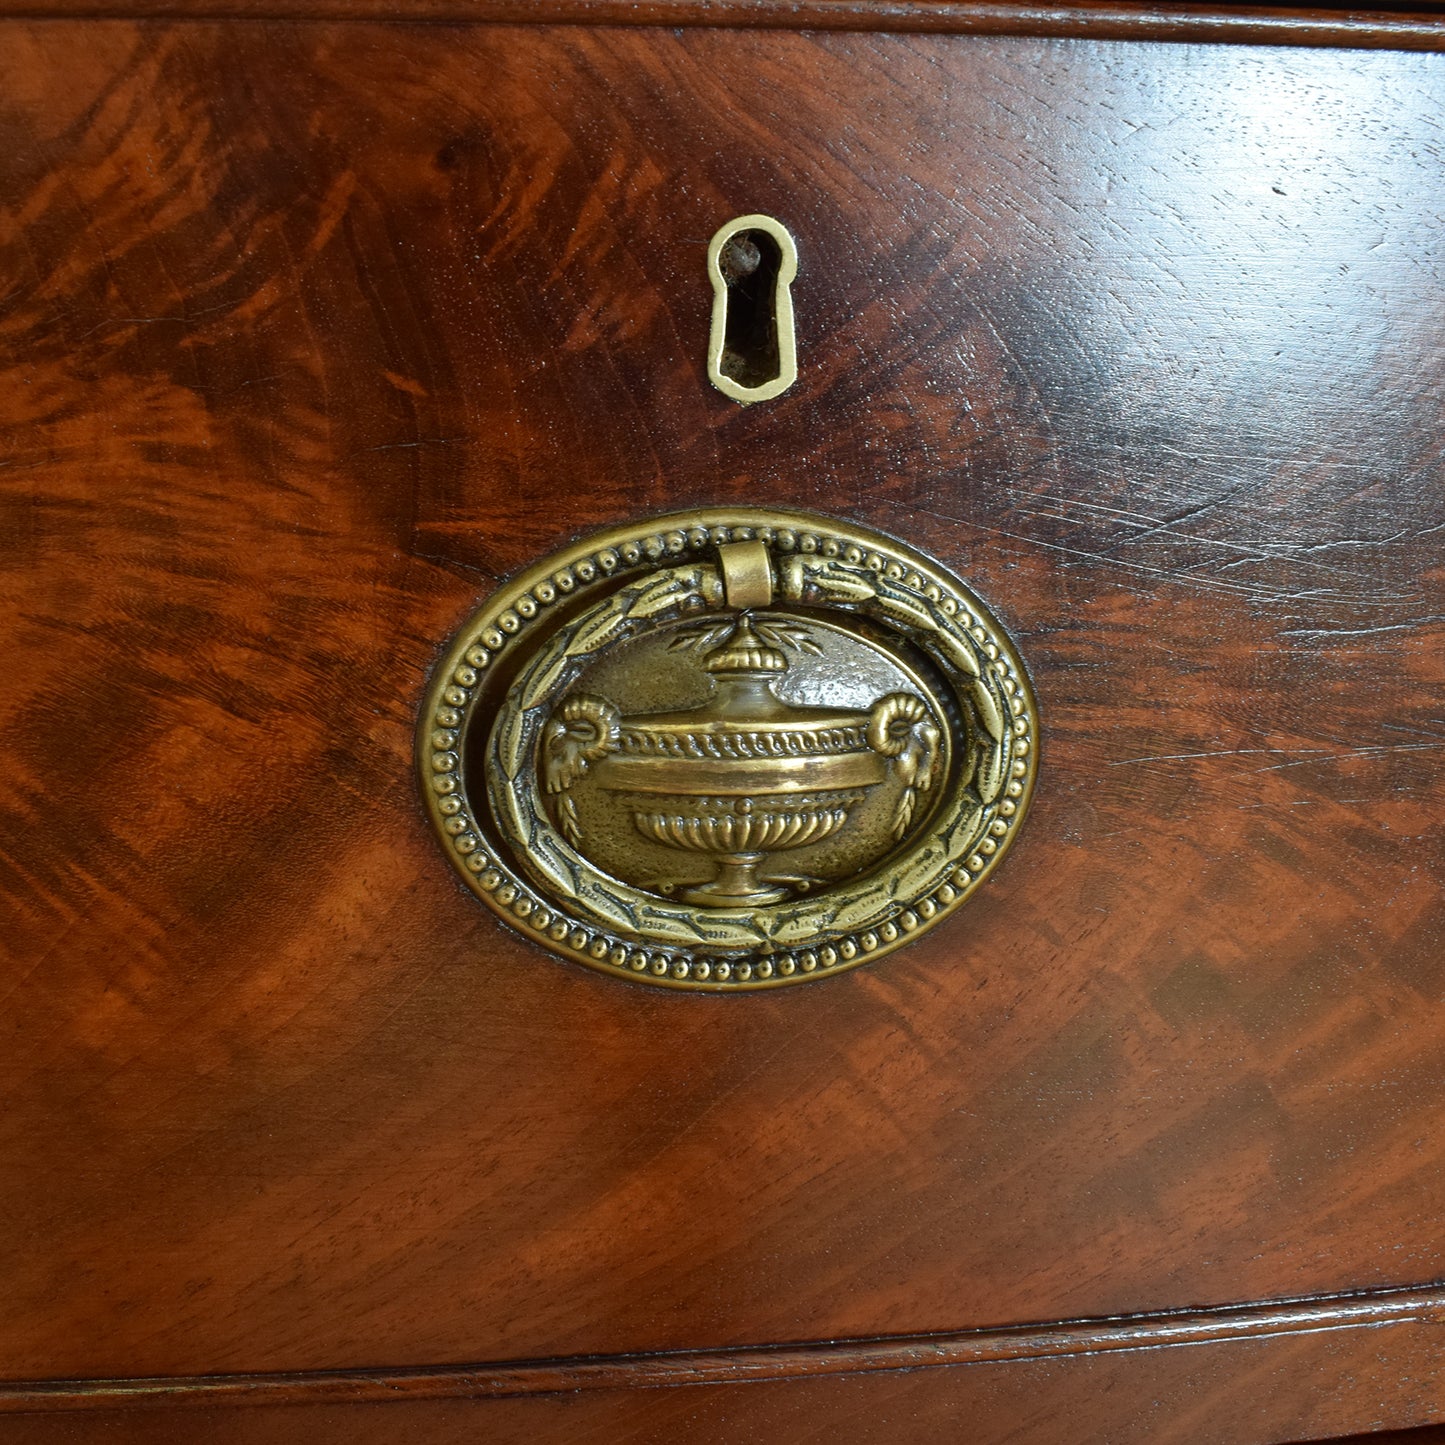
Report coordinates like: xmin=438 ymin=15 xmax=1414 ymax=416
xmin=420 ymin=510 xmax=1037 ymax=990
xmin=706 ymin=215 xmax=798 ymax=404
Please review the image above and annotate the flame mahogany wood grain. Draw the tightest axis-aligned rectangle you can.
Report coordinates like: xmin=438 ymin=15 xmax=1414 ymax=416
xmin=1 ymin=11 xmax=1443 ymax=1443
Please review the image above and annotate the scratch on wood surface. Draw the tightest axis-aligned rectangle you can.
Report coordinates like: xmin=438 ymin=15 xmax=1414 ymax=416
xmin=1280 ymin=617 xmax=1445 ymax=640
xmin=1112 ymin=743 xmax=1445 ymax=774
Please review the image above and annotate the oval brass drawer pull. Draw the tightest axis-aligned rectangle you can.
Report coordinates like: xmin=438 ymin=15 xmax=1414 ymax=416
xmin=420 ymin=510 xmax=1037 ymax=989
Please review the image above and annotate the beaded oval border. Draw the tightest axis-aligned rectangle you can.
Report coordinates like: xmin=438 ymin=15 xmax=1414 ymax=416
xmin=418 ymin=508 xmax=1037 ymax=990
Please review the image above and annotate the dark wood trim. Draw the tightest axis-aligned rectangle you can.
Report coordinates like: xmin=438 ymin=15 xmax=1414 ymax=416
xmin=5 ymin=1285 xmax=1444 ymax=1415
xmin=1301 ymin=1430 xmax=1445 ymax=1444
xmin=0 ymin=1 xmax=1440 ymax=50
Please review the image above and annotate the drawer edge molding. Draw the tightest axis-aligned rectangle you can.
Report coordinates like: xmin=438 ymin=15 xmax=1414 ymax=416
xmin=4 ymin=1283 xmax=1444 ymax=1415
xmin=0 ymin=2 xmax=1442 ymax=54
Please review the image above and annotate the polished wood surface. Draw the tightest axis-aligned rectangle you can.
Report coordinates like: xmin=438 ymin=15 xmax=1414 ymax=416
xmin=1 ymin=11 xmax=1443 ymax=1441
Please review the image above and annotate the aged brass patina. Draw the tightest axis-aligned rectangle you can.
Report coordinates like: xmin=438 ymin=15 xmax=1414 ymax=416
xmin=419 ymin=510 xmax=1037 ymax=990
xmin=706 ymin=215 xmax=799 ymax=405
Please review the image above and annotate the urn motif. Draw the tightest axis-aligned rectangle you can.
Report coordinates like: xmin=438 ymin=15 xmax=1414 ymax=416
xmin=542 ymin=613 xmax=940 ymax=907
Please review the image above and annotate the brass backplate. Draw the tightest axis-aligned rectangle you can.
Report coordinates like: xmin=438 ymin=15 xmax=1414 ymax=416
xmin=419 ymin=509 xmax=1037 ymax=990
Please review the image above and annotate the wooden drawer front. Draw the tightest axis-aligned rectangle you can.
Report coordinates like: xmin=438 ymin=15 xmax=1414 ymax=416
xmin=1 ymin=14 xmax=1443 ymax=1440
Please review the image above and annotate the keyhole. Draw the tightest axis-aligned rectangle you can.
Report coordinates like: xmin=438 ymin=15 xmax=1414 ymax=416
xmin=719 ymin=231 xmax=779 ymax=388
xmin=706 ymin=215 xmax=798 ymax=405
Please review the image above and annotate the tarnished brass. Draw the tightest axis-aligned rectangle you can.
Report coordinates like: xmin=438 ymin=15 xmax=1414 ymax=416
xmin=419 ymin=509 xmax=1037 ymax=990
